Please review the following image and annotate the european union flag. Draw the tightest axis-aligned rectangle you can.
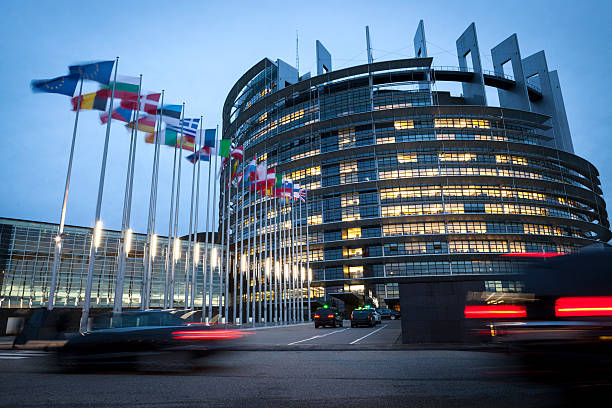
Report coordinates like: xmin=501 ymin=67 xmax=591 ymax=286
xmin=31 ymin=73 xmax=79 ymax=96
xmin=69 ymin=60 xmax=115 ymax=85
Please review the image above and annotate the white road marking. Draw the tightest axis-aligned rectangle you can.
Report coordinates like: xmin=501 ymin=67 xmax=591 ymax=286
xmin=349 ymin=324 xmax=388 ymax=344
xmin=288 ymin=327 xmax=350 ymax=345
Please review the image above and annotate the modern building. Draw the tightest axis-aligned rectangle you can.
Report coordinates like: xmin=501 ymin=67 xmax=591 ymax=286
xmin=222 ymin=21 xmax=610 ymax=313
xmin=0 ymin=217 xmax=222 ymax=310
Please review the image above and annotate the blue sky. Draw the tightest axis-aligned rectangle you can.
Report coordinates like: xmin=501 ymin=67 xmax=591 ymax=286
xmin=1 ymin=0 xmax=611 ymax=236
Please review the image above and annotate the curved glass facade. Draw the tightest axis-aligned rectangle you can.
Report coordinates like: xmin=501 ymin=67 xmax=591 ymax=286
xmin=224 ymin=55 xmax=609 ymax=309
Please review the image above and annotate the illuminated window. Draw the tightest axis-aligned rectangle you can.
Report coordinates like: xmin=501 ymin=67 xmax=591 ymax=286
xmin=344 ymin=247 xmax=363 ymax=258
xmin=343 ymin=227 xmax=362 ymax=239
xmin=340 ymin=161 xmax=357 ymax=174
xmin=308 ymin=215 xmax=322 ymax=225
xmin=438 ymin=153 xmax=476 ymax=162
xmin=338 ymin=127 xmax=356 ymax=150
xmin=398 ymin=153 xmax=418 ymax=163
xmin=435 ymin=118 xmax=490 ymax=129
xmin=344 ymin=265 xmax=364 ymax=278
xmin=496 ymin=155 xmax=528 ymax=165
xmin=394 ymin=120 xmax=414 ymax=130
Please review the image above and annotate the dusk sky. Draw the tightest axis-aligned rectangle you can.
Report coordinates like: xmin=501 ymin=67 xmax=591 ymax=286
xmin=1 ymin=0 xmax=611 ymax=236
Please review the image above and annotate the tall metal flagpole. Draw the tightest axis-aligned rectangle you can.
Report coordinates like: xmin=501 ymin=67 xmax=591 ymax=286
xmin=239 ymin=158 xmax=246 ymax=325
xmin=208 ymin=134 xmax=219 ymax=322
xmin=48 ymin=76 xmax=84 ymax=310
xmin=281 ymin=181 xmax=287 ymax=324
xmin=114 ymin=74 xmax=142 ymax=313
xmin=79 ymin=57 xmax=119 ymax=333
xmin=246 ymin=157 xmax=253 ymax=326
xmin=256 ymin=180 xmax=262 ymax=324
xmin=306 ymin=188 xmax=311 ymax=321
xmin=190 ymin=118 xmax=203 ymax=311
xmin=224 ymin=155 xmax=232 ymax=322
xmin=290 ymin=193 xmax=296 ymax=323
xmin=250 ymin=158 xmax=257 ymax=327
xmin=201 ymin=134 xmax=213 ymax=322
xmin=232 ymin=160 xmax=241 ymax=323
xmin=164 ymin=106 xmax=180 ymax=309
xmin=184 ymin=121 xmax=199 ymax=309
xmin=273 ymin=195 xmax=278 ymax=324
xmin=169 ymin=103 xmax=186 ymax=308
xmin=142 ymin=92 xmax=164 ymax=310
xmin=299 ymin=190 xmax=304 ymax=322
xmin=263 ymin=190 xmax=269 ymax=324
xmin=219 ymin=155 xmax=228 ymax=323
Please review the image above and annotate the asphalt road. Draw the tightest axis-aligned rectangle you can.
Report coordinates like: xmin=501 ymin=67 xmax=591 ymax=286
xmin=0 ymin=321 xmax=603 ymax=407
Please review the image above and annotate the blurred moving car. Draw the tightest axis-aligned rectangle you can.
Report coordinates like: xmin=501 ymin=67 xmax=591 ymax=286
xmin=314 ymin=306 xmax=343 ymax=328
xmin=351 ymin=308 xmax=376 ymax=327
xmin=370 ymin=308 xmax=382 ymax=325
xmin=377 ymin=308 xmax=401 ymax=320
xmin=57 ymin=310 xmax=243 ymax=371
xmin=465 ymin=249 xmax=612 ymax=388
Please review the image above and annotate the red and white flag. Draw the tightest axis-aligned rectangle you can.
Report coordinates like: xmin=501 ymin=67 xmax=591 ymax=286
xmin=120 ymin=92 xmax=161 ymax=115
xmin=230 ymin=145 xmax=244 ymax=160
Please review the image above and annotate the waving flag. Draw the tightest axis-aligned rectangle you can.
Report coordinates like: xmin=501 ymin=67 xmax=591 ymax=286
xmin=71 ymin=90 xmax=108 ymax=111
xmin=69 ymin=60 xmax=115 ymax=85
xmin=167 ymin=117 xmax=200 ymax=138
xmin=185 ymin=148 xmax=210 ymax=163
xmin=100 ymin=106 xmax=132 ymax=123
xmin=31 ymin=73 xmax=79 ymax=96
xmin=101 ymin=75 xmax=140 ymax=100
xmin=203 ymin=129 xmax=216 ymax=147
xmin=230 ymin=145 xmax=244 ymax=161
xmin=144 ymin=128 xmax=194 ymax=151
xmin=120 ymin=92 xmax=160 ymax=115
xmin=127 ymin=114 xmax=156 ymax=133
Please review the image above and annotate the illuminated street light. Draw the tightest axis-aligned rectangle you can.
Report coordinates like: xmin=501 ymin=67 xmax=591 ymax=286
xmin=124 ymin=228 xmax=133 ymax=255
xmin=193 ymin=242 xmax=200 ymax=265
xmin=173 ymin=238 xmax=181 ymax=262
xmin=93 ymin=220 xmax=103 ymax=249
xmin=151 ymin=234 xmax=158 ymax=259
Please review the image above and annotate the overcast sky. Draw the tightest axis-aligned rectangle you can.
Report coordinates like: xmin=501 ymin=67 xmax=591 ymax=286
xmin=1 ymin=0 xmax=611 ymax=236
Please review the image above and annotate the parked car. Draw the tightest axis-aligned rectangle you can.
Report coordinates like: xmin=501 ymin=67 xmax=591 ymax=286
xmin=314 ymin=306 xmax=343 ymax=328
xmin=370 ymin=308 xmax=382 ymax=325
xmin=351 ymin=308 xmax=376 ymax=327
xmin=377 ymin=308 xmax=401 ymax=320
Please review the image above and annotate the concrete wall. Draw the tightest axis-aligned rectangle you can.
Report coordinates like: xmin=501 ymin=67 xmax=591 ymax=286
xmin=399 ymin=281 xmax=484 ymax=343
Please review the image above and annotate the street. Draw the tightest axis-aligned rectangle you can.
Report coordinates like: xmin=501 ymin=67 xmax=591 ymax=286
xmin=0 ymin=321 xmax=577 ymax=407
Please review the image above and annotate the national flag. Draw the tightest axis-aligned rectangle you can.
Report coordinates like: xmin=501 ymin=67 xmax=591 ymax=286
xmin=167 ymin=118 xmax=200 ymax=138
xmin=101 ymin=75 xmax=140 ymax=100
xmin=144 ymin=128 xmax=193 ymax=150
xmin=126 ymin=114 xmax=156 ymax=133
xmin=31 ymin=73 xmax=79 ymax=96
xmin=254 ymin=161 xmax=267 ymax=185
xmin=218 ymin=139 xmax=231 ymax=158
xmin=230 ymin=145 xmax=244 ymax=160
xmin=204 ymin=129 xmax=217 ymax=147
xmin=100 ymin=106 xmax=133 ymax=124
xmin=120 ymin=92 xmax=160 ymax=115
xmin=242 ymin=158 xmax=257 ymax=187
xmin=68 ymin=60 xmax=115 ymax=84
xmin=292 ymin=183 xmax=302 ymax=201
xmin=298 ymin=186 xmax=307 ymax=202
xmin=185 ymin=148 xmax=210 ymax=163
xmin=158 ymin=104 xmax=182 ymax=122
xmin=71 ymin=90 xmax=108 ymax=111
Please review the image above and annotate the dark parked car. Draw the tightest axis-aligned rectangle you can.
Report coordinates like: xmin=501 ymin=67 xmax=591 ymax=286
xmin=351 ymin=308 xmax=376 ymax=327
xmin=56 ymin=310 xmax=244 ymax=371
xmin=314 ymin=306 xmax=343 ymax=328
xmin=377 ymin=308 xmax=401 ymax=320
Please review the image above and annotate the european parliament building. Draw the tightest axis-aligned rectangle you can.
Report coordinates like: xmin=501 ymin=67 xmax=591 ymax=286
xmin=222 ymin=21 xmax=610 ymax=311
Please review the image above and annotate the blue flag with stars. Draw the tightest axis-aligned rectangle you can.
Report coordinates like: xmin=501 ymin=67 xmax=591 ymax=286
xmin=69 ymin=60 xmax=115 ymax=85
xmin=31 ymin=73 xmax=79 ymax=96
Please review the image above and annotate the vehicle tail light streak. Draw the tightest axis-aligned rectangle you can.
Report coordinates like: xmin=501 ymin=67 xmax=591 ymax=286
xmin=555 ymin=297 xmax=612 ymax=317
xmin=327 ymin=314 xmax=334 ymax=318
xmin=464 ymin=305 xmax=527 ymax=319
xmin=314 ymin=314 xmax=320 ymax=318
xmin=172 ymin=330 xmax=243 ymax=340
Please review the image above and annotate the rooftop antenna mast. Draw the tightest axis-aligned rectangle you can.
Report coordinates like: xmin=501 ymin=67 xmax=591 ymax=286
xmin=365 ymin=25 xmax=373 ymax=64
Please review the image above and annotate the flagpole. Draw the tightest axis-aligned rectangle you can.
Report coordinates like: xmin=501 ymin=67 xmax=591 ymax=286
xmin=264 ymin=190 xmax=269 ymax=325
xmin=208 ymin=140 xmax=219 ymax=323
xmin=201 ymin=138 xmax=213 ymax=322
xmin=164 ymin=111 xmax=179 ymax=309
xmin=142 ymin=92 xmax=164 ymax=310
xmin=281 ymin=177 xmax=287 ymax=325
xmin=191 ymin=118 xmax=203 ymax=311
xmin=238 ymin=157 xmax=245 ymax=325
xmin=299 ymin=191 xmax=303 ymax=322
xmin=224 ymin=155 xmax=232 ymax=322
xmin=290 ymin=193 xmax=296 ymax=323
xmin=232 ymin=157 xmax=242 ymax=324
xmin=219 ymin=154 xmax=228 ymax=323
xmin=306 ymin=189 xmax=311 ymax=321
xmin=274 ymin=195 xmax=279 ymax=325
xmin=79 ymin=57 xmax=118 ymax=333
xmin=48 ymin=76 xmax=84 ymax=311
xmin=256 ymin=180 xmax=262 ymax=325
xmin=246 ymin=157 xmax=252 ymax=326
xmin=185 ymin=121 xmax=199 ymax=310
xmin=114 ymin=74 xmax=142 ymax=313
